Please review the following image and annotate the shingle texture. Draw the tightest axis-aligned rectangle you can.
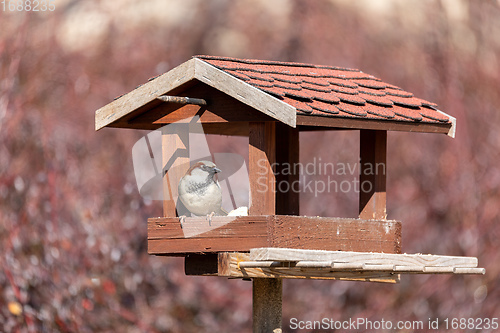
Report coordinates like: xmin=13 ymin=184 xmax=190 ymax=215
xmin=195 ymin=55 xmax=450 ymax=124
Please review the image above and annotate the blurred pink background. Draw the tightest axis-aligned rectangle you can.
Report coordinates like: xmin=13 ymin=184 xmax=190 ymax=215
xmin=1 ymin=0 xmax=499 ymax=332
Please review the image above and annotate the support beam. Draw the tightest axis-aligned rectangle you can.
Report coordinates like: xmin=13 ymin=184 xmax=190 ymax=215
xmin=359 ymin=130 xmax=387 ymax=220
xmin=162 ymin=125 xmax=190 ymax=217
xmin=157 ymin=95 xmax=207 ymax=106
xmin=249 ymin=122 xmax=276 ymax=215
xmin=253 ymin=278 xmax=282 ymax=333
xmin=275 ymin=123 xmax=300 ymax=215
xmin=248 ymin=122 xmax=281 ymax=333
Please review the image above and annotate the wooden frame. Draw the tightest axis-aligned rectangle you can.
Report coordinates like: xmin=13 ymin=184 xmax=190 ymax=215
xmin=148 ymin=216 xmax=402 ymax=255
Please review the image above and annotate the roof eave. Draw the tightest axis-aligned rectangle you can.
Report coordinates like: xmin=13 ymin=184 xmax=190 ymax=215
xmin=95 ymin=58 xmax=197 ymax=131
xmin=192 ymin=58 xmax=296 ymax=127
xmin=435 ymin=109 xmax=456 ymax=138
xmin=95 ymin=58 xmax=297 ymax=131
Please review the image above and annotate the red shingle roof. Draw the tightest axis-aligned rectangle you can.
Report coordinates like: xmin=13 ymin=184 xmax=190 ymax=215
xmin=195 ymin=55 xmax=450 ymax=124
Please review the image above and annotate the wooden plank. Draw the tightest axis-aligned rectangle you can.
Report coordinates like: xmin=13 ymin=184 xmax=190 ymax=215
xmin=250 ymin=248 xmax=479 ymax=267
xmin=296 ymin=115 xmax=453 ymax=135
xmin=149 ymin=237 xmax=267 ymax=254
xmin=268 ymin=216 xmax=401 ymax=253
xmin=359 ymin=130 xmax=387 ymax=220
xmin=95 ymin=58 xmax=296 ymax=131
xmin=249 ymin=122 xmax=276 ymax=215
xmin=275 ymin=123 xmax=300 ymax=215
xmin=147 ymin=216 xmax=269 ymax=255
xmin=162 ymin=125 xmax=190 ymax=217
xmin=233 ymin=259 xmax=484 ymax=275
xmin=194 ymin=59 xmax=296 ymax=127
xmin=454 ymin=267 xmax=485 ymax=274
xmin=95 ymin=58 xmax=197 ymax=130
xmin=218 ymin=253 xmax=398 ymax=283
xmin=148 ymin=216 xmax=268 ymax=239
xmin=147 ymin=216 xmax=401 ymax=255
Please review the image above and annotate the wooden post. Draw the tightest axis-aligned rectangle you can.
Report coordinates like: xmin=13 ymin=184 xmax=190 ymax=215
xmin=275 ymin=123 xmax=300 ymax=216
xmin=162 ymin=124 xmax=190 ymax=217
xmin=249 ymin=121 xmax=282 ymax=333
xmin=253 ymin=278 xmax=282 ymax=333
xmin=249 ymin=122 xmax=276 ymax=215
xmin=359 ymin=130 xmax=387 ymax=220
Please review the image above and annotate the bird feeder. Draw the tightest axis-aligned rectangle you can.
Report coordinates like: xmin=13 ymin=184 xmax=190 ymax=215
xmin=95 ymin=56 xmax=483 ymax=332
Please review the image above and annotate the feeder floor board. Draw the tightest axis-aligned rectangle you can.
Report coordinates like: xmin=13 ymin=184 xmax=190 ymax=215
xmin=217 ymin=252 xmax=400 ymax=283
xmin=211 ymin=248 xmax=484 ymax=282
xmin=147 ymin=215 xmax=401 ymax=255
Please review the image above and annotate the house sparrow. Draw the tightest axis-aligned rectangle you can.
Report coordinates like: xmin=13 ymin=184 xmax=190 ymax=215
xmin=178 ymin=161 xmax=228 ymax=218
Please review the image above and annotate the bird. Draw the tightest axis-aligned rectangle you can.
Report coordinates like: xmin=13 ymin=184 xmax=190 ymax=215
xmin=178 ymin=161 xmax=228 ymax=220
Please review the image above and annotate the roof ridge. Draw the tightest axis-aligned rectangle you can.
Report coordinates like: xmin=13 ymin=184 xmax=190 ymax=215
xmin=194 ymin=55 xmax=360 ymax=73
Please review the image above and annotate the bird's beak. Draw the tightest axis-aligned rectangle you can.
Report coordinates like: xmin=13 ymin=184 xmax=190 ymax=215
xmin=213 ymin=167 xmax=221 ymax=173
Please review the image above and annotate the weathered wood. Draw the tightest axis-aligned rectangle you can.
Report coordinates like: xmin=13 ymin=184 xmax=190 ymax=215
xmin=454 ymin=267 xmax=485 ymax=274
xmin=296 ymin=115 xmax=454 ymax=136
xmin=157 ymin=95 xmax=207 ymax=106
xmin=268 ymin=215 xmax=401 ymax=253
xmin=249 ymin=122 xmax=276 ymax=215
xmin=147 ymin=216 xmax=402 ymax=255
xmin=253 ymin=278 xmax=282 ymax=333
xmin=192 ymin=250 xmax=483 ymax=280
xmin=248 ymin=119 xmax=282 ymax=333
xmin=95 ymin=59 xmax=196 ymax=131
xmin=250 ymin=248 xmax=479 ymax=267
xmin=95 ymin=58 xmax=296 ymax=131
xmin=218 ymin=252 xmax=398 ymax=283
xmin=359 ymin=130 xmax=387 ymax=220
xmin=275 ymin=123 xmax=300 ymax=215
xmin=148 ymin=216 xmax=269 ymax=254
xmin=148 ymin=216 xmax=268 ymax=239
xmin=232 ymin=259 xmax=483 ymax=276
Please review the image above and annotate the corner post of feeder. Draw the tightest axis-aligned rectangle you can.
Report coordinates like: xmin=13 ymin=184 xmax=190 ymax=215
xmin=249 ymin=121 xmax=282 ymax=333
xmin=359 ymin=130 xmax=387 ymax=220
xmin=162 ymin=123 xmax=190 ymax=217
xmin=249 ymin=121 xmax=276 ymax=215
xmin=276 ymin=123 xmax=300 ymax=215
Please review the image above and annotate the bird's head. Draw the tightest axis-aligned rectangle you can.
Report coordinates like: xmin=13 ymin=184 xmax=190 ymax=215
xmin=186 ymin=160 xmax=221 ymax=180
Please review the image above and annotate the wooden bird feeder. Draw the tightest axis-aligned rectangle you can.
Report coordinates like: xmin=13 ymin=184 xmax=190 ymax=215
xmin=95 ymin=56 xmax=483 ymax=332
